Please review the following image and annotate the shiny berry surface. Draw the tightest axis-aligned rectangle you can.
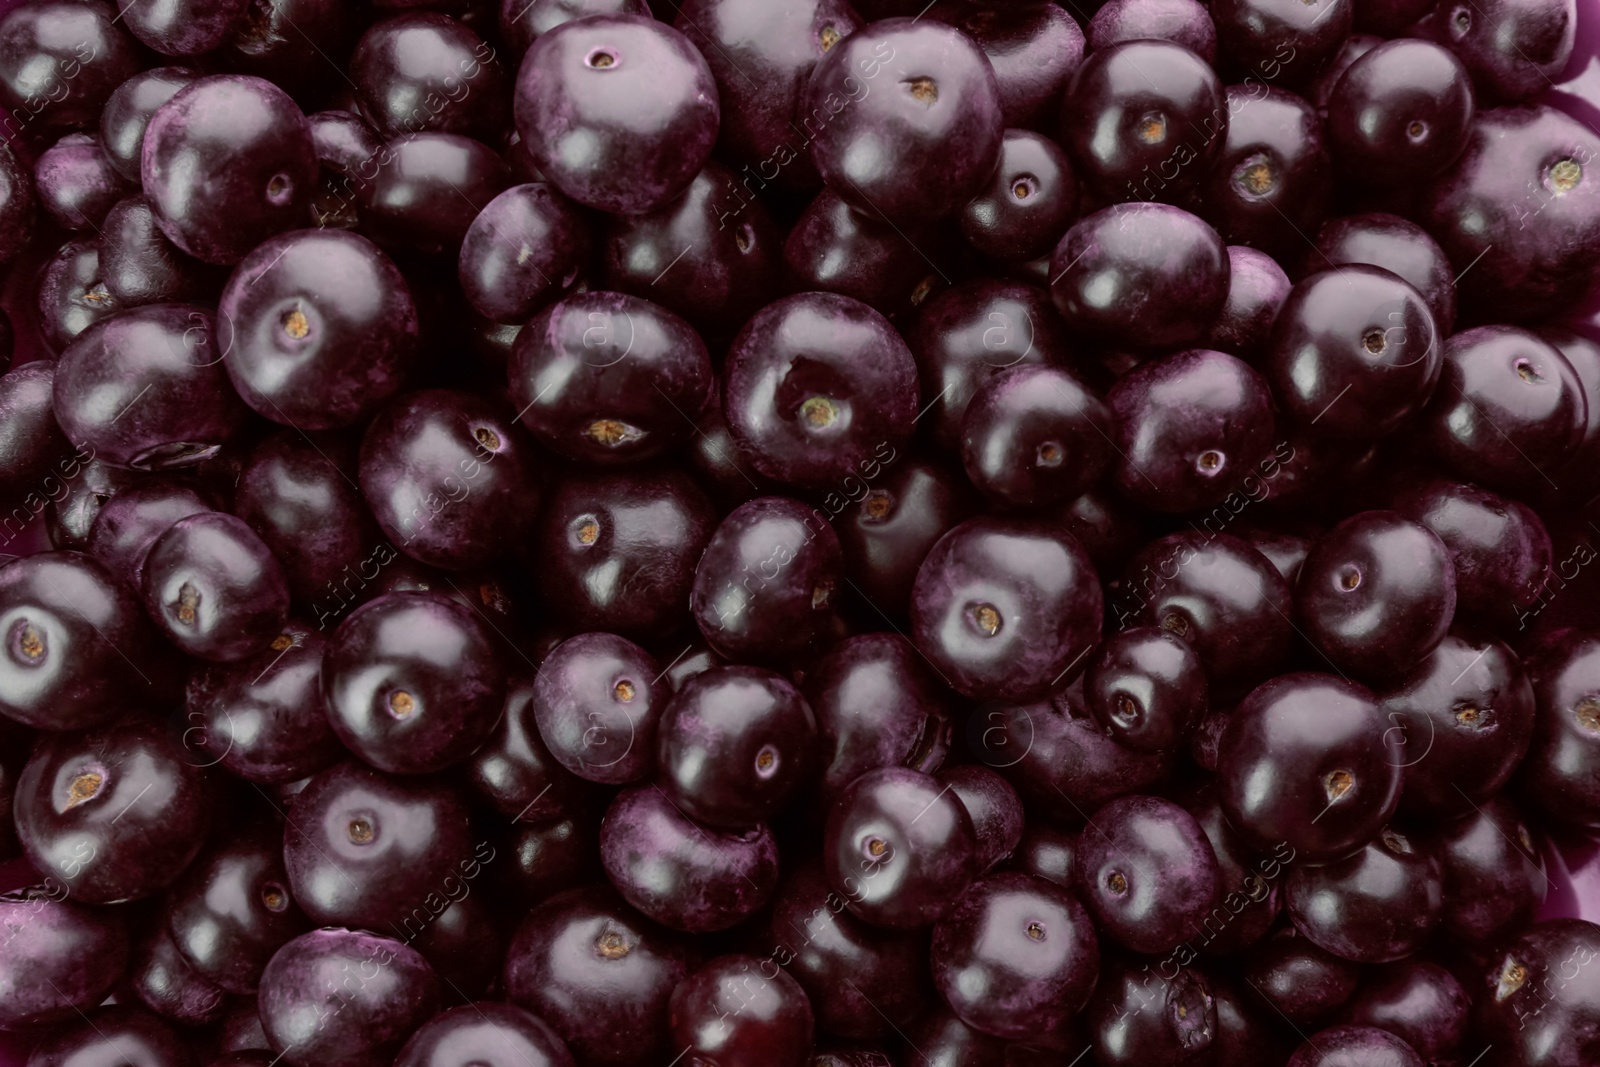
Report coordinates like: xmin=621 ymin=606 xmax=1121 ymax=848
xmin=514 ymin=15 xmax=719 ymax=214
xmin=930 ymin=871 xmax=1099 ymax=1040
xmin=656 ymin=664 xmax=817 ymax=829
xmin=911 ymin=516 xmax=1102 ymax=702
xmin=823 ymin=766 xmax=978 ymax=929
xmin=322 ymin=590 xmax=507 ymax=775
xmin=15 ymin=716 xmax=213 ymax=903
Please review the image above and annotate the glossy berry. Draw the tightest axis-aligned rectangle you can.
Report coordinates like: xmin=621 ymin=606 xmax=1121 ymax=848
xmin=1391 ymin=478 xmax=1552 ymax=633
xmin=1423 ymin=105 xmax=1600 ymax=323
xmin=515 ymin=15 xmax=719 ymax=213
xmin=834 ymin=457 xmax=977 ymax=617
xmin=923 ymin=766 xmax=1009 ymax=873
xmin=1059 ymin=39 xmax=1226 ymax=202
xmin=185 ymin=622 xmax=345 ymax=783
xmin=1419 ymin=326 xmax=1587 ymax=495
xmin=396 ymin=1002 xmax=577 ymax=1067
xmin=1286 ymin=1025 xmax=1423 ymax=1067
xmin=1189 ymin=84 xmax=1332 ymax=257
xmin=1116 ymin=531 xmax=1294 ymax=688
xmin=142 ymin=512 xmax=291 ymax=662
xmin=1326 ymin=39 xmax=1474 ymax=184
xmin=928 ymin=0 xmax=1084 ymax=129
xmin=668 ymin=954 xmax=814 ymax=1067
xmin=120 ymin=0 xmax=249 ymax=56
xmin=1311 ymin=213 xmax=1457 ymax=335
xmin=1206 ymin=244 xmax=1292 ymax=361
xmin=504 ymin=887 xmax=695 ymax=1067
xmin=725 ymin=292 xmax=918 ymax=491
xmin=322 ymin=591 xmax=507 ymax=774
xmin=1085 ymin=627 xmax=1208 ymax=752
xmin=359 ymin=388 xmax=541 ymax=570
xmin=910 ymin=279 xmax=1076 ymax=457
xmin=1286 ymin=826 xmax=1442 ymax=963
xmin=1475 ymin=919 xmax=1600 ymax=1067
xmin=281 ymin=760 xmax=475 ymax=930
xmin=142 ymin=897 xmax=239 ymax=1022
xmin=781 ymin=184 xmax=946 ymax=315
xmin=960 ymin=129 xmax=1079 ymax=262
xmin=657 ymin=664 xmax=818 ymax=829
xmin=509 ymin=290 xmax=714 ymax=465
xmin=670 ymin=0 xmax=862 ymax=191
xmin=959 ymin=363 xmax=1113 ymax=510
xmin=0 ymin=551 xmax=156 ymax=731
xmin=0 ymin=0 xmax=142 ymax=135
xmin=804 ymin=19 xmax=1003 ymax=224
xmin=532 ymin=631 xmax=662 ymax=785
xmin=141 ymin=75 xmax=318 ymax=265
xmin=1429 ymin=796 xmax=1547 ymax=944
xmin=100 ymin=195 xmax=225 ymax=308
xmin=1267 ymin=266 xmax=1441 ymax=441
xmin=1340 ymin=959 xmax=1470 ymax=1065
xmin=1210 ymin=0 xmax=1352 ymax=88
xmin=691 ymin=495 xmax=844 ymax=666
xmin=258 ymin=928 xmax=441 ymax=1067
xmin=766 ymin=862 xmax=929 ymax=1039
xmin=22 ymin=1008 xmax=195 ymax=1067
xmin=0 ymin=362 xmax=70 ymax=502
xmin=1050 ymin=203 xmax=1229 ymax=350
xmin=34 ymin=131 xmax=130 ymax=231
xmin=16 ymin=716 xmax=212 ymax=903
xmin=976 ymin=686 xmax=1176 ymax=824
xmin=599 ymin=784 xmax=779 ymax=933
xmin=533 ymin=464 xmax=716 ymax=640
xmin=1107 ymin=348 xmax=1276 ymax=514
xmin=1075 ymin=794 xmax=1220 ymax=955
xmin=37 ymin=238 xmax=121 ymax=354
xmin=350 ymin=13 xmax=508 ymax=142
xmin=1295 ymin=511 xmax=1456 ymax=683
xmin=805 ymin=633 xmax=952 ymax=798
xmin=1084 ymin=957 xmax=1218 ymax=1067
xmin=458 ymin=182 xmax=590 ymax=325
xmin=1185 ymin=784 xmax=1283 ymax=955
xmin=218 ymin=228 xmax=419 ymax=429
xmin=1216 ymin=673 xmax=1400 ymax=864
xmin=52 ymin=303 xmax=251 ymax=470
xmin=232 ymin=430 xmax=387 ymax=609
xmin=466 ymin=672 xmax=590 ymax=823
xmin=1426 ymin=0 xmax=1577 ymax=103
xmin=602 ymin=160 xmax=784 ymax=336
xmin=824 ymin=766 xmax=978 ymax=928
xmin=99 ymin=67 xmax=200 ymax=182
xmin=0 ymin=889 xmax=129 ymax=1030
xmin=1244 ymin=929 xmax=1362 ymax=1029
xmin=930 ymin=872 xmax=1100 ymax=1040
xmin=85 ymin=476 xmax=212 ymax=591
xmin=360 ymin=132 xmax=512 ymax=256
xmin=910 ymin=517 xmax=1102 ymax=702
xmin=45 ymin=458 xmax=143 ymax=551
xmin=1089 ymin=0 xmax=1217 ymax=62
xmin=165 ymin=830 xmax=308 ymax=994
xmin=1381 ymin=634 xmax=1536 ymax=819
xmin=1520 ymin=629 xmax=1600 ymax=830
